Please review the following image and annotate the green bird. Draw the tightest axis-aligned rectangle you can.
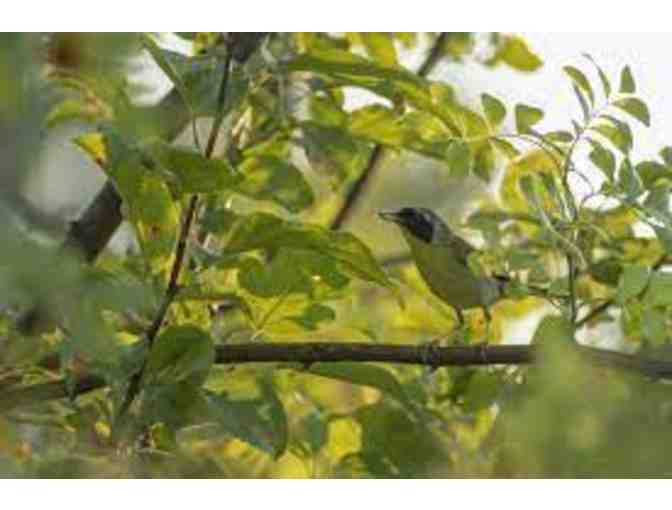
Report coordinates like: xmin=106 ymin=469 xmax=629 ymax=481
xmin=379 ymin=207 xmax=507 ymax=332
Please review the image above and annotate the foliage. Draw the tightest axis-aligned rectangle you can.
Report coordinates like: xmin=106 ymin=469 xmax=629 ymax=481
xmin=1 ymin=32 xmax=672 ymax=478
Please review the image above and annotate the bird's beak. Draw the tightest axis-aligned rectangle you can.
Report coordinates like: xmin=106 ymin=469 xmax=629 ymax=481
xmin=378 ymin=210 xmax=401 ymax=223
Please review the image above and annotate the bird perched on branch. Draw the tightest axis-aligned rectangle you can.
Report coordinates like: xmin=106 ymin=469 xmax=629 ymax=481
xmin=379 ymin=207 xmax=507 ymax=336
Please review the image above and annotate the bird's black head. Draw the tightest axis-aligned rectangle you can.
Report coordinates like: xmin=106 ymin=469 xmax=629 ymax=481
xmin=378 ymin=207 xmax=439 ymax=243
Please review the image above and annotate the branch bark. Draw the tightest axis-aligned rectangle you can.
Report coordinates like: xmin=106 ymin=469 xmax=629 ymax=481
xmin=2 ymin=342 xmax=671 ymax=412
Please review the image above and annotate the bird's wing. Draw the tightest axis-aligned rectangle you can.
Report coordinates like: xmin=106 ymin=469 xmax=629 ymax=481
xmin=433 ymin=233 xmax=477 ymax=266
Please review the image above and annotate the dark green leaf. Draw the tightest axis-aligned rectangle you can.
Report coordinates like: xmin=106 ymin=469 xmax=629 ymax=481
xmin=563 ymin=65 xmax=594 ymax=105
xmin=620 ymin=65 xmax=636 ymax=93
xmin=617 ymin=158 xmax=643 ymax=199
xmin=613 ymin=97 xmax=650 ymax=127
xmin=572 ymin=84 xmax=591 ymax=124
xmin=146 ymin=141 xmax=240 ymax=195
xmin=637 ymin=161 xmax=672 ymax=187
xmin=660 ymin=147 xmax=672 ymax=165
xmin=582 ymin=53 xmax=611 ymax=99
xmin=587 ymin=138 xmax=615 ymax=180
xmin=204 ymin=384 xmax=288 ymax=458
xmin=145 ymin=325 xmax=215 ymax=386
xmin=223 ymin=212 xmax=394 ymax=289
xmin=591 ymin=116 xmax=632 ymax=154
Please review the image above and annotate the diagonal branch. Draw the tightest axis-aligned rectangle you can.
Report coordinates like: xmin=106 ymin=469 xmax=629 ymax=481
xmin=116 ymin=47 xmax=235 ymax=422
xmin=3 ymin=341 xmax=672 ymax=413
xmin=328 ymin=33 xmax=449 ymax=231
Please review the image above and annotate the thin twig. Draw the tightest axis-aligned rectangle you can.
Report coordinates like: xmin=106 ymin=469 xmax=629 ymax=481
xmin=328 ymin=33 xmax=448 ymax=231
xmin=6 ymin=341 xmax=672 ymax=413
xmin=115 ymin=48 xmax=235 ymax=424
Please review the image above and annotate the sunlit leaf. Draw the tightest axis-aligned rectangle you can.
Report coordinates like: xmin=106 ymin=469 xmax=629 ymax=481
xmin=360 ymin=33 xmax=398 ymax=66
xmin=488 ymin=35 xmax=542 ymax=72
xmin=308 ymin=363 xmax=412 ymax=408
xmin=481 ymin=93 xmax=506 ymax=127
xmin=515 ymin=104 xmax=544 ymax=134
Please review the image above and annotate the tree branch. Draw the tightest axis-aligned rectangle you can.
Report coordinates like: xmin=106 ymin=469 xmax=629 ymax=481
xmin=328 ymin=33 xmax=448 ymax=231
xmin=116 ymin=47 xmax=235 ymax=422
xmin=3 ymin=341 xmax=672 ymax=413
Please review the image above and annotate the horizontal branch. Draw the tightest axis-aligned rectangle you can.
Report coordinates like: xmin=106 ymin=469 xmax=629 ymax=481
xmin=2 ymin=342 xmax=671 ymax=412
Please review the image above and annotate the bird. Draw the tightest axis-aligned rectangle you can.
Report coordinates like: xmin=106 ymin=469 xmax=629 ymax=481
xmin=379 ymin=207 xmax=507 ymax=336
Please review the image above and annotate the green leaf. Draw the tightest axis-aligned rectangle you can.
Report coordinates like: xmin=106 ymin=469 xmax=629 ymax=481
xmin=445 ymin=139 xmax=472 ymax=177
xmin=582 ymin=53 xmax=611 ymax=99
xmin=531 ymin=315 xmax=575 ymax=345
xmin=660 ymin=147 xmax=672 ymax=165
xmin=204 ymin=383 xmax=288 ymax=458
xmin=349 ymin=104 xmax=405 ymax=147
xmin=637 ymin=161 xmax=672 ymax=187
xmin=145 ymin=325 xmax=215 ymax=386
xmin=619 ymin=65 xmax=636 ymax=93
xmin=590 ymin=116 xmax=632 ymax=154
xmin=563 ymin=65 xmax=594 ymax=105
xmin=45 ymin=99 xmax=103 ymax=128
xmin=490 ymin=35 xmax=543 ymax=72
xmin=462 ymin=372 xmax=501 ymax=412
xmin=301 ymin=122 xmax=372 ymax=184
xmin=644 ymin=273 xmax=672 ymax=307
xmin=141 ymin=35 xmax=230 ymax=118
xmin=571 ymin=84 xmax=591 ymax=124
xmin=618 ymin=264 xmax=650 ymax=303
xmin=617 ymin=158 xmax=643 ymax=199
xmin=491 ymin=137 xmax=520 ymax=159
xmin=613 ymin=97 xmax=650 ymax=127
xmin=642 ymin=307 xmax=668 ymax=345
xmin=515 ymin=104 xmax=544 ymax=134
xmin=644 ymin=183 xmax=672 ymax=220
xmin=146 ymin=141 xmax=240 ymax=195
xmin=286 ymin=303 xmax=336 ymax=330
xmin=587 ymin=138 xmax=615 ymax=180
xmin=354 ymin=402 xmax=444 ymax=477
xmin=75 ymin=130 xmax=180 ymax=271
xmin=308 ymin=362 xmax=411 ymax=408
xmin=653 ymin=225 xmax=672 ymax=252
xmin=360 ymin=33 xmax=398 ymax=66
xmin=544 ymin=130 xmax=574 ymax=144
xmin=481 ymin=93 xmax=506 ymax=127
xmin=236 ymin=155 xmax=315 ymax=213
xmin=223 ymin=212 xmax=394 ymax=289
